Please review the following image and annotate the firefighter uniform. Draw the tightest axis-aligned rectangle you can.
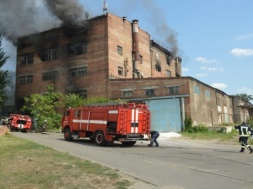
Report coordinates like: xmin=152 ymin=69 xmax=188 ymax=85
xmin=234 ymin=122 xmax=253 ymax=153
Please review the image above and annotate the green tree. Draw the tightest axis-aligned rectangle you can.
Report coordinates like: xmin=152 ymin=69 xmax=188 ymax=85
xmin=21 ymin=84 xmax=63 ymax=130
xmin=235 ymin=93 xmax=253 ymax=102
xmin=64 ymin=93 xmax=85 ymax=108
xmin=0 ymin=35 xmax=10 ymax=106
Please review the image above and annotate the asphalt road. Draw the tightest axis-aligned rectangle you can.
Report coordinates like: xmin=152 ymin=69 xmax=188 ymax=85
xmin=11 ymin=131 xmax=253 ymax=189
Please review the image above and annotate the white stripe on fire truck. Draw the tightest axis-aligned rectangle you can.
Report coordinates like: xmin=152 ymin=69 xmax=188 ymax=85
xmin=108 ymin=110 xmax=118 ymax=114
xmin=131 ymin=109 xmax=139 ymax=133
xmin=73 ymin=119 xmax=107 ymax=125
xmin=135 ymin=109 xmax=139 ymax=133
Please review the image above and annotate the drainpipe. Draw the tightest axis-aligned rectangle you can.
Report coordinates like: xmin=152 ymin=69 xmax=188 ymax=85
xmin=132 ymin=19 xmax=139 ymax=78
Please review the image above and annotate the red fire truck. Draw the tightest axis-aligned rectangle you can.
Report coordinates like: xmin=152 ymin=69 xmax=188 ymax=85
xmin=9 ymin=114 xmax=32 ymax=133
xmin=61 ymin=103 xmax=151 ymax=146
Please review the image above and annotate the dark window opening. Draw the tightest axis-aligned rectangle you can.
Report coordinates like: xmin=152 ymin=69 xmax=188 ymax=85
xmin=118 ymin=66 xmax=123 ymax=76
xmin=18 ymin=41 xmax=33 ymax=49
xmin=68 ymin=42 xmax=87 ymax=56
xmin=117 ymin=46 xmax=123 ymax=56
xmin=42 ymin=71 xmax=58 ymax=81
xmin=75 ymin=90 xmax=87 ymax=99
xmin=155 ymin=64 xmax=161 ymax=72
xmin=145 ymin=89 xmax=155 ymax=96
xmin=168 ymin=86 xmax=179 ymax=94
xmin=18 ymin=53 xmax=34 ymax=65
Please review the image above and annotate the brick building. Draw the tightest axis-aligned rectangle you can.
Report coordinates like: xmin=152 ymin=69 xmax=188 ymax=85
xmin=15 ymin=13 xmax=252 ymax=132
xmin=16 ymin=13 xmax=181 ymax=110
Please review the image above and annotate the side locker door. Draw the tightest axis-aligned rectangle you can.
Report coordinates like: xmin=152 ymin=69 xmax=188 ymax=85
xmin=80 ymin=110 xmax=90 ymax=131
xmin=72 ymin=109 xmax=81 ymax=131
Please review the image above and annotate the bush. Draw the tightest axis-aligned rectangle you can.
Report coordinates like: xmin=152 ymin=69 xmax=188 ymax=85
xmin=184 ymin=117 xmax=193 ymax=131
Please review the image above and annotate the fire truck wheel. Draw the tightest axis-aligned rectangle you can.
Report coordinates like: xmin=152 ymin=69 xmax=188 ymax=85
xmin=94 ymin=131 xmax=106 ymax=146
xmin=121 ymin=141 xmax=136 ymax=146
xmin=64 ymin=128 xmax=73 ymax=141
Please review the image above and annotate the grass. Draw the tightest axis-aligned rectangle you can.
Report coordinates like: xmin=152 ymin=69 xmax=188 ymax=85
xmin=181 ymin=128 xmax=253 ymax=145
xmin=0 ymin=133 xmax=132 ymax=189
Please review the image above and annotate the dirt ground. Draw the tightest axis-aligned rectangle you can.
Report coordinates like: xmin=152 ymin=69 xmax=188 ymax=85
xmin=0 ymin=126 xmax=9 ymax=136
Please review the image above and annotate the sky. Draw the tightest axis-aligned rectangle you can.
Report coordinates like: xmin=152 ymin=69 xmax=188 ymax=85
xmin=1 ymin=0 xmax=253 ymax=99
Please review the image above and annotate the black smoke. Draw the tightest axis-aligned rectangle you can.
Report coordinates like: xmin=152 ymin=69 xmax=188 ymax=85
xmin=0 ymin=0 xmax=88 ymax=44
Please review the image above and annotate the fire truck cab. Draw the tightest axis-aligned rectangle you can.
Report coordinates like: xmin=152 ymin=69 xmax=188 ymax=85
xmin=9 ymin=114 xmax=32 ymax=133
xmin=61 ymin=103 xmax=151 ymax=146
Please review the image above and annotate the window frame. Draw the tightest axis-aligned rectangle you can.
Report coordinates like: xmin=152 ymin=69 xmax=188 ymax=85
xmin=117 ymin=45 xmax=123 ymax=56
xmin=145 ymin=89 xmax=155 ymax=96
xmin=42 ymin=71 xmax=59 ymax=81
xmin=18 ymin=53 xmax=34 ymax=65
xmin=42 ymin=48 xmax=59 ymax=61
xmin=69 ymin=66 xmax=87 ymax=77
xmin=18 ymin=75 xmax=33 ymax=84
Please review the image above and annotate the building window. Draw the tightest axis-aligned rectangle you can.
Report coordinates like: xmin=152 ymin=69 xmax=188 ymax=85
xmin=122 ymin=91 xmax=133 ymax=97
xmin=117 ymin=45 xmax=123 ymax=56
xmin=166 ymin=70 xmax=171 ymax=77
xmin=42 ymin=48 xmax=59 ymax=61
xmin=44 ymin=33 xmax=60 ymax=42
xmin=166 ymin=56 xmax=171 ymax=65
xmin=18 ymin=41 xmax=33 ymax=49
xmin=69 ymin=66 xmax=87 ymax=77
xmin=155 ymin=63 xmax=161 ymax=72
xmin=68 ymin=42 xmax=87 ymax=56
xmin=194 ymin=86 xmax=200 ymax=94
xmin=205 ymin=90 xmax=210 ymax=100
xmin=18 ymin=75 xmax=33 ymax=84
xmin=18 ymin=53 xmax=34 ymax=65
xmin=139 ymin=55 xmax=143 ymax=64
xmin=42 ymin=71 xmax=58 ymax=81
xmin=76 ymin=90 xmax=87 ymax=99
xmin=118 ymin=66 xmax=123 ymax=76
xmin=168 ymin=86 xmax=179 ymax=94
xmin=145 ymin=89 xmax=155 ymax=96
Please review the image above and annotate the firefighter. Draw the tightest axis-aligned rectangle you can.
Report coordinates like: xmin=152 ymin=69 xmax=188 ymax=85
xmin=235 ymin=122 xmax=253 ymax=153
xmin=148 ymin=130 xmax=160 ymax=147
xmin=42 ymin=120 xmax=47 ymax=133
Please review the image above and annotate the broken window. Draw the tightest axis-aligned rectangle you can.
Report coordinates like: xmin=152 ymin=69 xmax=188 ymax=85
xmin=145 ymin=89 xmax=155 ymax=96
xmin=18 ymin=53 xmax=34 ymax=65
xmin=42 ymin=48 xmax=59 ymax=61
xmin=68 ymin=42 xmax=87 ymax=56
xmin=166 ymin=56 xmax=171 ymax=65
xmin=18 ymin=75 xmax=33 ymax=84
xmin=155 ymin=63 xmax=161 ymax=72
xmin=69 ymin=66 xmax=87 ymax=77
xmin=18 ymin=41 xmax=33 ymax=49
xmin=42 ymin=71 xmax=58 ymax=81
xmin=118 ymin=66 xmax=123 ymax=76
xmin=43 ymin=33 xmax=60 ymax=42
xmin=75 ymin=89 xmax=87 ymax=99
xmin=117 ymin=45 xmax=123 ymax=56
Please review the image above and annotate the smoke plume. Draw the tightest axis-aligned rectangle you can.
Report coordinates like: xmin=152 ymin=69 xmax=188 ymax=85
xmin=0 ymin=0 xmax=87 ymax=45
xmin=44 ymin=0 xmax=86 ymax=26
xmin=113 ymin=0 xmax=179 ymax=58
